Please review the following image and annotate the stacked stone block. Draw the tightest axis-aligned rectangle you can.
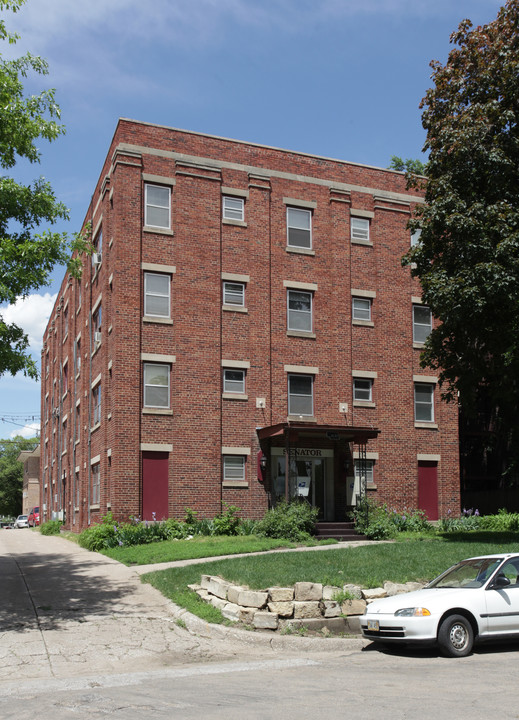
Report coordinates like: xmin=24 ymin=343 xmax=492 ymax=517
xmin=190 ymin=575 xmax=424 ymax=632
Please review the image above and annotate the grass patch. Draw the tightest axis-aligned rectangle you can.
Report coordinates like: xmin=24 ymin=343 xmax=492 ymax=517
xmin=141 ymin=533 xmax=519 ymax=624
xmin=99 ymin=534 xmax=333 ymax=565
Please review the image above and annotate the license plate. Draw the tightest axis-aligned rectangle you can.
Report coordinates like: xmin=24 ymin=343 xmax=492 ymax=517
xmin=367 ymin=620 xmax=380 ymax=632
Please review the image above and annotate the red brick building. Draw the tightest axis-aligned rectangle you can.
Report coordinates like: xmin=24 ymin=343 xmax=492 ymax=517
xmin=40 ymin=119 xmax=460 ymax=531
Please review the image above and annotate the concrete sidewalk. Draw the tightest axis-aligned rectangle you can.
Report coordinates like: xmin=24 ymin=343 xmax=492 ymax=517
xmin=0 ymin=529 xmax=366 ymax=688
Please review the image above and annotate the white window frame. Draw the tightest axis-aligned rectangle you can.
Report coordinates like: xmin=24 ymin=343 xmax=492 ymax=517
xmin=287 ymin=207 xmax=312 ymax=249
xmin=223 ymin=281 xmax=245 ymax=307
xmin=91 ymin=462 xmax=101 ymax=505
xmin=92 ymin=227 xmax=102 ymax=267
xmin=144 ymin=272 xmax=171 ymax=318
xmin=351 ymin=217 xmax=370 ymax=242
xmin=75 ymin=338 xmax=81 ymax=376
xmin=414 ymin=383 xmax=435 ymax=423
xmin=354 ymin=459 xmax=374 ymax=486
xmin=352 ymin=297 xmax=371 ymax=322
xmin=92 ymin=305 xmax=102 ymax=346
xmin=145 ymin=183 xmax=171 ymax=229
xmin=223 ymin=368 xmax=246 ymax=394
xmin=287 ymin=289 xmax=313 ymax=332
xmin=92 ymin=384 xmax=101 ymax=426
xmin=223 ymin=455 xmax=246 ymax=482
xmin=288 ymin=374 xmax=314 ymax=416
xmin=222 ymin=196 xmax=244 ymax=221
xmin=75 ymin=403 xmax=80 ymax=442
xmin=143 ymin=362 xmax=170 ymax=409
xmin=411 ymin=229 xmax=422 ymax=247
xmin=413 ymin=305 xmax=432 ymax=344
xmin=353 ymin=378 xmax=373 ymax=402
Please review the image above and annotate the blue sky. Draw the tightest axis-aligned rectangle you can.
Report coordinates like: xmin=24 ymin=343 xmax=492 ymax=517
xmin=0 ymin=0 xmax=503 ymax=438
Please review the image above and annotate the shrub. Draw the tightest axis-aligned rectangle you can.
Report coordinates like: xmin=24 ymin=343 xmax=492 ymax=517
xmin=354 ymin=498 xmax=431 ymax=540
xmin=78 ymin=511 xmax=118 ymax=551
xmin=212 ymin=505 xmax=241 ymax=536
xmin=237 ymin=518 xmax=257 ymax=535
xmin=163 ymin=517 xmax=190 ymax=539
xmin=439 ymin=508 xmax=519 ymax=533
xmin=353 ymin=498 xmax=394 ymax=540
xmin=255 ymin=499 xmax=318 ymax=541
xmin=78 ymin=523 xmax=118 ymax=551
xmin=39 ymin=520 xmax=63 ymax=536
xmin=183 ymin=508 xmax=212 ymax=536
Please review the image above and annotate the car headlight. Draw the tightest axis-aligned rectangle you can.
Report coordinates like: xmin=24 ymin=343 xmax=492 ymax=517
xmin=394 ymin=607 xmax=431 ymax=617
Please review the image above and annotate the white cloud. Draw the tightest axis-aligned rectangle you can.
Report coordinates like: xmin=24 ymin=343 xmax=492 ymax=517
xmin=2 ymin=293 xmax=57 ymax=354
xmin=9 ymin=422 xmax=40 ymax=440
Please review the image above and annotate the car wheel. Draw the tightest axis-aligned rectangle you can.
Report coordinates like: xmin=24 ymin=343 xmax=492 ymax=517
xmin=438 ymin=614 xmax=474 ymax=657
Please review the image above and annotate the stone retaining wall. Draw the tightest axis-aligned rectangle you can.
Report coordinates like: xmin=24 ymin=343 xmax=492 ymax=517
xmin=188 ymin=575 xmax=424 ymax=632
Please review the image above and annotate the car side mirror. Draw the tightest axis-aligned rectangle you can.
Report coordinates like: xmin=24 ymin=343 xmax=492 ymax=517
xmin=492 ymin=574 xmax=511 ymax=589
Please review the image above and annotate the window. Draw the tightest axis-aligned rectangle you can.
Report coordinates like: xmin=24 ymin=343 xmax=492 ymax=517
xmin=62 ymin=420 xmax=67 ymax=453
xmin=144 ymin=272 xmax=170 ymax=318
xmin=143 ymin=363 xmax=170 ymax=408
xmin=288 ymin=374 xmax=314 ymax=416
xmin=223 ymin=455 xmax=245 ymax=482
xmin=92 ymin=384 xmax=101 ymax=426
xmin=351 ymin=217 xmax=370 ymax=242
xmin=352 ymin=297 xmax=371 ymax=322
xmin=92 ymin=305 xmax=102 ymax=346
xmin=222 ymin=196 xmax=244 ymax=221
xmin=223 ymin=281 xmax=245 ymax=307
xmin=413 ymin=305 xmax=432 ymax=344
xmin=287 ymin=207 xmax=312 ymax=249
xmin=223 ymin=368 xmax=245 ymax=394
xmin=63 ymin=305 xmax=69 ymax=338
xmin=75 ymin=404 xmax=80 ymax=442
xmin=91 ymin=462 xmax=100 ymax=505
xmin=287 ymin=290 xmax=312 ymax=332
xmin=414 ymin=383 xmax=434 ymax=422
xmin=411 ymin=229 xmax=422 ymax=247
xmin=62 ymin=361 xmax=68 ymax=395
xmin=354 ymin=459 xmax=374 ymax=486
xmin=75 ymin=338 xmax=81 ymax=376
xmin=353 ymin=378 xmax=373 ymax=402
xmin=92 ymin=228 xmax=102 ymax=266
xmin=75 ymin=471 xmax=80 ymax=508
xmin=145 ymin=184 xmax=171 ymax=229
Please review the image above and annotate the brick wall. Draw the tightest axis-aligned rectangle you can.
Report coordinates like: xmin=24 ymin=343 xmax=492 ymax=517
xmin=40 ymin=119 xmax=460 ymax=531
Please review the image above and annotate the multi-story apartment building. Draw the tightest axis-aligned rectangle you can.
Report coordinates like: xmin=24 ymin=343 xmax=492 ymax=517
xmin=40 ymin=119 xmax=460 ymax=531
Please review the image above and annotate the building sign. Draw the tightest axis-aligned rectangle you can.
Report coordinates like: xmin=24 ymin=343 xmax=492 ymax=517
xmin=271 ymin=447 xmax=334 ymax=458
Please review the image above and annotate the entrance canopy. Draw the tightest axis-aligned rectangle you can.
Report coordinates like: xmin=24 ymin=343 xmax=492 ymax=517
xmin=257 ymin=422 xmax=380 ymax=513
xmin=257 ymin=421 xmax=379 ymax=444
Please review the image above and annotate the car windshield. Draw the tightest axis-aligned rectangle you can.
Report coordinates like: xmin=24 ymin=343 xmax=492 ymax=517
xmin=428 ymin=557 xmax=503 ymax=589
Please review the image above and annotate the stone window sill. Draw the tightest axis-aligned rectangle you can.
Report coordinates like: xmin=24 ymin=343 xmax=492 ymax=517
xmin=286 ymin=246 xmax=315 ymax=256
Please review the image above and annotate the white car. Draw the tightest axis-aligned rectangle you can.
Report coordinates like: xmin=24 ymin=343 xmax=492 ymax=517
xmin=361 ymin=553 xmax=519 ymax=657
xmin=13 ymin=514 xmax=29 ymax=528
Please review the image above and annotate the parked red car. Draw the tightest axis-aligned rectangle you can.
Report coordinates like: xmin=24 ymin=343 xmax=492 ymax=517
xmin=28 ymin=507 xmax=40 ymax=527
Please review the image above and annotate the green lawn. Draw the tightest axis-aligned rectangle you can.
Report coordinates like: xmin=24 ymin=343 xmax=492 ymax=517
xmin=140 ymin=531 xmax=519 ymax=624
xmin=100 ymin=534 xmax=335 ymax=565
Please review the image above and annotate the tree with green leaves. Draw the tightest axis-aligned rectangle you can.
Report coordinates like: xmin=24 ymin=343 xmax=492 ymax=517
xmin=404 ymin=0 xmax=519 ymax=486
xmin=0 ymin=0 xmax=89 ymax=380
xmin=388 ymin=155 xmax=427 ymax=176
xmin=0 ymin=435 xmax=37 ymax=516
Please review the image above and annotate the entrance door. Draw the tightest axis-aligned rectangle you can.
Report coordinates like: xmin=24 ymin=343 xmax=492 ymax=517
xmin=142 ymin=451 xmax=169 ymax=521
xmin=271 ymin=451 xmax=333 ymax=520
xmin=418 ymin=461 xmax=439 ymax=521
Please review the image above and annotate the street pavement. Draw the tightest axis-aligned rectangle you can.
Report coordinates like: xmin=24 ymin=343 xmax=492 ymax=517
xmin=0 ymin=528 xmax=365 ymax=688
xmin=2 ymin=529 xmax=519 ymax=719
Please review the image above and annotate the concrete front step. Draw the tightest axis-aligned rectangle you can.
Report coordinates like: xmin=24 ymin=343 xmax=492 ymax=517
xmin=315 ymin=522 xmax=367 ymax=541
